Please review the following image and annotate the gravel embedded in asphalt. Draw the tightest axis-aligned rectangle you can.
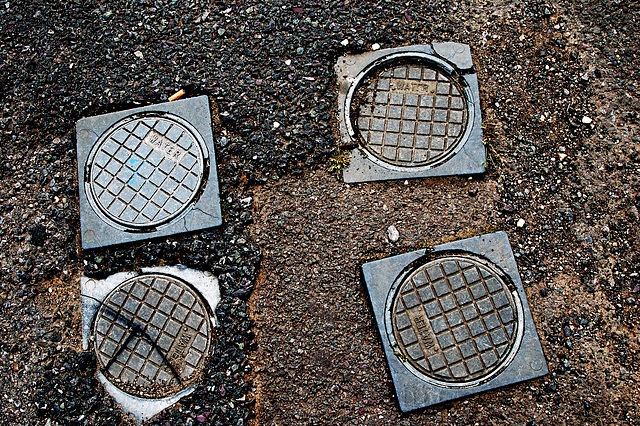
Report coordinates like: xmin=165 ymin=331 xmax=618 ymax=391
xmin=0 ymin=0 xmax=638 ymax=424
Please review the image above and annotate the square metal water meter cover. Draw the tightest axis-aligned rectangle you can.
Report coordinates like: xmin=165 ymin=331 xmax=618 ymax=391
xmin=336 ymin=43 xmax=484 ymax=183
xmin=76 ymin=95 xmax=221 ymax=249
xmin=362 ymin=232 xmax=548 ymax=412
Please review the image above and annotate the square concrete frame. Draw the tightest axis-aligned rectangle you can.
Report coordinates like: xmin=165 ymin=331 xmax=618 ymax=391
xmin=336 ymin=43 xmax=484 ymax=183
xmin=80 ymin=265 xmax=221 ymax=423
xmin=76 ymin=95 xmax=222 ymax=249
xmin=362 ymin=231 xmax=548 ymax=412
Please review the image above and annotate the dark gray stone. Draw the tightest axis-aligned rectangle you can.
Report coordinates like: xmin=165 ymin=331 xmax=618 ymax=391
xmin=361 ymin=231 xmax=548 ymax=412
xmin=76 ymin=95 xmax=222 ymax=249
xmin=336 ymin=44 xmax=485 ymax=183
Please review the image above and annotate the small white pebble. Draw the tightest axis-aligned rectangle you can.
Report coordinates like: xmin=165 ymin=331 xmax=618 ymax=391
xmin=134 ymin=50 xmax=144 ymax=59
xmin=273 ymin=121 xmax=280 ymax=129
xmin=284 ymin=59 xmax=291 ymax=66
xmin=558 ymin=153 xmax=567 ymax=161
xmin=582 ymin=116 xmax=593 ymax=124
xmin=371 ymin=43 xmax=381 ymax=50
xmin=387 ymin=225 xmax=399 ymax=242
xmin=341 ymin=39 xmax=349 ymax=46
xmin=517 ymin=218 xmax=526 ymax=228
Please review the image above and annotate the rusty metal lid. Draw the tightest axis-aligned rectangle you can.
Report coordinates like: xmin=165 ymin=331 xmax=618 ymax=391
xmin=387 ymin=254 xmax=523 ymax=387
xmin=93 ymin=273 xmax=213 ymax=398
xmin=349 ymin=57 xmax=471 ymax=169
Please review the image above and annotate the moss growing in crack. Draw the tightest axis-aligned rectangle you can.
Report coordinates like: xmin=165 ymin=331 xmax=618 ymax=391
xmin=416 ymin=240 xmax=434 ymax=253
xmin=328 ymin=147 xmax=351 ymax=177
xmin=220 ymin=200 xmax=231 ymax=221
xmin=482 ymin=122 xmax=504 ymax=171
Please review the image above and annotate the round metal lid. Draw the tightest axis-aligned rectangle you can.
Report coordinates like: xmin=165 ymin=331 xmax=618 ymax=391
xmin=351 ymin=58 xmax=470 ymax=168
xmin=93 ymin=274 xmax=213 ymax=398
xmin=86 ymin=113 xmax=206 ymax=229
xmin=387 ymin=254 xmax=523 ymax=387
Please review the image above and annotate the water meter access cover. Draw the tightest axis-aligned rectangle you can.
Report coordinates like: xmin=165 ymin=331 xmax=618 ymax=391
xmin=336 ymin=44 xmax=485 ymax=183
xmin=361 ymin=232 xmax=548 ymax=412
xmin=76 ymin=95 xmax=222 ymax=249
xmin=353 ymin=62 xmax=468 ymax=167
xmin=93 ymin=273 xmax=213 ymax=398
xmin=388 ymin=255 xmax=521 ymax=387
xmin=87 ymin=115 xmax=205 ymax=229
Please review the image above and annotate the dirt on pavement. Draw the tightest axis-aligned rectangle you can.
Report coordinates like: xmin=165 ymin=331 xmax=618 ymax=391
xmin=0 ymin=0 xmax=638 ymax=425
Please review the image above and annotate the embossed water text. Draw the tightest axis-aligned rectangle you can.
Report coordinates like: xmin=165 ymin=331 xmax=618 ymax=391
xmin=390 ymin=80 xmax=437 ymax=95
xmin=169 ymin=328 xmax=194 ymax=362
xmin=142 ymin=129 xmax=187 ymax=163
xmin=408 ymin=309 xmax=438 ymax=354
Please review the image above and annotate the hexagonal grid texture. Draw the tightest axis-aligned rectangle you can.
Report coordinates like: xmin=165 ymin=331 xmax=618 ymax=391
xmin=88 ymin=115 xmax=204 ymax=228
xmin=93 ymin=274 xmax=212 ymax=398
xmin=355 ymin=63 xmax=468 ymax=166
xmin=391 ymin=256 xmax=518 ymax=383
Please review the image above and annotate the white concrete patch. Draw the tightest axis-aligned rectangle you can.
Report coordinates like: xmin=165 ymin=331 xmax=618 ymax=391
xmin=81 ymin=265 xmax=220 ymax=422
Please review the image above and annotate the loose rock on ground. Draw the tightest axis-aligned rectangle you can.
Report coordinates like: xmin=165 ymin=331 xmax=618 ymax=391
xmin=0 ymin=0 xmax=638 ymax=425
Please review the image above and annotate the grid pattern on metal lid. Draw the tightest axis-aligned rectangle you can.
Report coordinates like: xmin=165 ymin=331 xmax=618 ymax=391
xmin=93 ymin=274 xmax=212 ymax=398
xmin=88 ymin=116 xmax=204 ymax=228
xmin=391 ymin=256 xmax=518 ymax=383
xmin=355 ymin=63 xmax=468 ymax=167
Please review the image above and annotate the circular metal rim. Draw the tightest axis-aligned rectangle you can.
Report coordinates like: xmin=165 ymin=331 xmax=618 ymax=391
xmin=85 ymin=112 xmax=209 ymax=231
xmin=345 ymin=52 xmax=475 ymax=172
xmin=92 ymin=273 xmax=213 ymax=398
xmin=384 ymin=253 xmax=524 ymax=388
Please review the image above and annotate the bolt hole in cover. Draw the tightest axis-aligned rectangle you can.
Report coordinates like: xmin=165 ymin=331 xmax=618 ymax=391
xmin=361 ymin=232 xmax=548 ymax=411
xmin=76 ymin=96 xmax=222 ymax=249
xmin=337 ymin=44 xmax=485 ymax=183
xmin=93 ymin=273 xmax=213 ymax=399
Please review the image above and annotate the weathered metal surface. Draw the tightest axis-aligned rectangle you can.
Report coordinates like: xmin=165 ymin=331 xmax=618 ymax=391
xmin=76 ymin=95 xmax=221 ymax=249
xmin=362 ymin=232 xmax=548 ymax=411
xmin=80 ymin=266 xmax=220 ymax=422
xmin=87 ymin=115 xmax=205 ymax=228
xmin=336 ymin=44 xmax=485 ymax=183
xmin=389 ymin=255 xmax=520 ymax=386
xmin=93 ymin=273 xmax=212 ymax=398
xmin=355 ymin=63 xmax=468 ymax=167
